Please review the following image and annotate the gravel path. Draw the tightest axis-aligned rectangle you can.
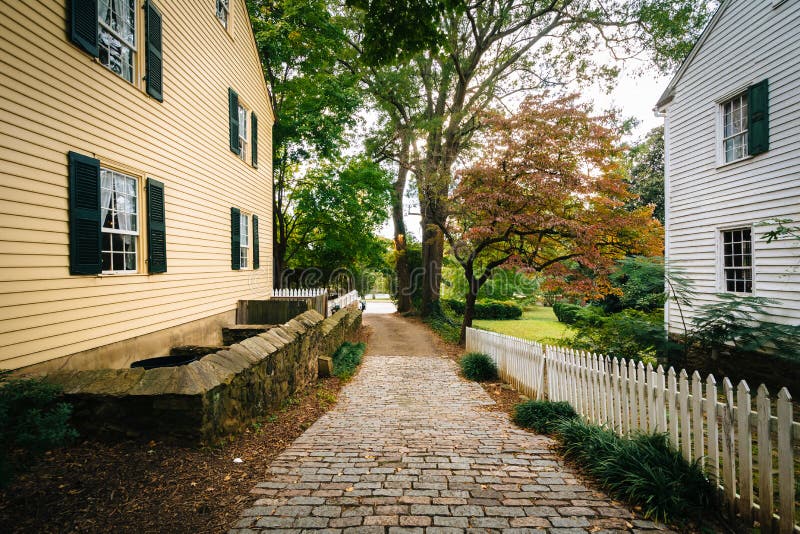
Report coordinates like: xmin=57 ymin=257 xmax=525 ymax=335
xmin=232 ymin=313 xmax=671 ymax=533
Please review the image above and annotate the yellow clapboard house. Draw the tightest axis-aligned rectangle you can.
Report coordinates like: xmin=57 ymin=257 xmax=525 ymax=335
xmin=0 ymin=0 xmax=274 ymax=372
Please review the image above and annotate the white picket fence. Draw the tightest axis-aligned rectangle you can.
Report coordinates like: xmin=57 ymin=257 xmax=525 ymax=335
xmin=273 ymin=288 xmax=327 ymax=297
xmin=466 ymin=327 xmax=799 ymax=533
xmin=328 ymin=290 xmax=359 ymax=315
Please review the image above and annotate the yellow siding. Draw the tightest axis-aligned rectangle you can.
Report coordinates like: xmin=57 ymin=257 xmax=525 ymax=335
xmin=0 ymin=0 xmax=274 ymax=369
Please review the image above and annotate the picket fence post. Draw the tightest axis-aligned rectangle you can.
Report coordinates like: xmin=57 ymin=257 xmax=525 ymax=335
xmin=463 ymin=327 xmax=797 ymax=533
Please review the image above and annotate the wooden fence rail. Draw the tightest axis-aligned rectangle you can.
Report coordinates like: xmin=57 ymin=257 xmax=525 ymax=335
xmin=466 ymin=327 xmax=799 ymax=533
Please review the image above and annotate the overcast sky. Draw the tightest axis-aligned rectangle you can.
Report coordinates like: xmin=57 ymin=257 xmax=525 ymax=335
xmin=376 ymin=66 xmax=672 ymax=240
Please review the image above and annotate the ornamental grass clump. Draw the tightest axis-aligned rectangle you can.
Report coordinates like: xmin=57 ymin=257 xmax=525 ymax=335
xmin=512 ymin=400 xmax=577 ymax=434
xmin=459 ymin=352 xmax=498 ymax=381
xmin=556 ymin=419 xmax=715 ymax=523
xmin=332 ymin=342 xmax=365 ymax=380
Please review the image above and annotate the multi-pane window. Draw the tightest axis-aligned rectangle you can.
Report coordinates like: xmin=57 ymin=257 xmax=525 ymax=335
xmin=98 ymin=0 xmax=136 ymax=83
xmin=721 ymin=93 xmax=748 ymax=163
xmin=101 ymin=169 xmax=139 ymax=273
xmin=238 ymin=104 xmax=248 ymax=162
xmin=722 ymin=228 xmax=753 ymax=293
xmin=240 ymin=213 xmax=249 ymax=268
xmin=216 ymin=0 xmax=230 ymax=29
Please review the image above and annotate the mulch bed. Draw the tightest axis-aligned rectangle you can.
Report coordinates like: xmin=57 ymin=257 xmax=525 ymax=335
xmin=0 ymin=326 xmax=369 ymax=534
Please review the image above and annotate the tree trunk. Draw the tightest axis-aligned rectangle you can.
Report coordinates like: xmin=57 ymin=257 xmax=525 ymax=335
xmin=273 ymin=234 xmax=286 ymax=289
xmin=421 ymin=211 xmax=444 ymax=316
xmin=418 ymin=161 xmax=450 ymax=317
xmin=459 ymin=283 xmax=479 ymax=345
xmin=393 ymin=135 xmax=413 ymax=313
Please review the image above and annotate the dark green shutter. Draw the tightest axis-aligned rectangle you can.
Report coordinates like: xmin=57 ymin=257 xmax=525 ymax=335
xmin=68 ymin=151 xmax=101 ymax=275
xmin=252 ymin=214 xmax=259 ymax=269
xmin=231 ymin=207 xmax=241 ymax=270
xmin=146 ymin=178 xmax=167 ymax=273
xmin=251 ymin=113 xmax=258 ymax=167
xmin=145 ymin=0 xmax=163 ymax=102
xmin=69 ymin=0 xmax=98 ymax=56
xmin=748 ymin=79 xmax=769 ymax=156
xmin=228 ymin=88 xmax=239 ymax=154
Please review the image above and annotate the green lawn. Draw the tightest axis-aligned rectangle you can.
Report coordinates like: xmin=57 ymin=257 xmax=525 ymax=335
xmin=473 ymin=305 xmax=571 ymax=342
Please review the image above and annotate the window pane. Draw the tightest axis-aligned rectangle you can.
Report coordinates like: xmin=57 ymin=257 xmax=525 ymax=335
xmin=239 ymin=106 xmax=247 ymax=139
xmin=102 ymin=252 xmax=112 ymax=271
xmin=122 ymin=234 xmax=136 ymax=253
xmin=125 ymin=253 xmax=136 ymax=271
xmin=721 ymin=228 xmax=753 ymax=293
xmin=99 ymin=28 xmax=134 ymax=82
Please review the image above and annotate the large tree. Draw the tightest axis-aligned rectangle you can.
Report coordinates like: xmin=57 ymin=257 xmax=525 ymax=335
xmin=355 ymin=0 xmax=717 ymax=316
xmin=627 ymin=125 xmax=665 ymax=223
xmin=285 ymin=157 xmax=393 ymax=283
xmin=444 ymin=94 xmax=663 ymax=343
xmin=247 ymin=0 xmax=361 ymax=285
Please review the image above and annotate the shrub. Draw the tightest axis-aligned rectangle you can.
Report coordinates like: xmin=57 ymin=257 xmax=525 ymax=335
xmin=552 ymin=302 xmax=582 ymax=324
xmin=444 ymin=299 xmax=523 ymax=320
xmin=570 ymin=308 xmax=680 ymax=364
xmin=512 ymin=400 xmax=577 ymax=434
xmin=332 ymin=342 xmax=366 ymax=379
xmin=556 ymin=419 xmax=715 ymax=523
xmin=689 ymin=294 xmax=800 ymax=358
xmin=460 ymin=352 xmax=498 ymax=381
xmin=0 ymin=371 xmax=78 ymax=486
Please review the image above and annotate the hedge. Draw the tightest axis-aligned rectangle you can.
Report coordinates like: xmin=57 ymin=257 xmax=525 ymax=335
xmin=552 ymin=301 xmax=582 ymax=324
xmin=444 ymin=299 xmax=523 ymax=320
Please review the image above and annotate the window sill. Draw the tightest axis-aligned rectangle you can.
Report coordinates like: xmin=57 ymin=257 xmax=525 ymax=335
xmin=715 ymin=155 xmax=753 ymax=170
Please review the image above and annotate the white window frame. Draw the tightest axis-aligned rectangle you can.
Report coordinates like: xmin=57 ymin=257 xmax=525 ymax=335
xmin=717 ymin=225 xmax=755 ymax=294
xmin=716 ymin=89 xmax=751 ymax=166
xmin=97 ymin=0 xmax=137 ymax=83
xmin=216 ymin=0 xmax=230 ymax=30
xmin=240 ymin=212 xmax=249 ymax=269
xmin=238 ymin=103 xmax=248 ymax=162
xmin=100 ymin=168 xmax=140 ymax=274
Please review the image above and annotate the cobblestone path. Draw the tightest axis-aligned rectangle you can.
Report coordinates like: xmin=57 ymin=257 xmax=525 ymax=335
xmin=233 ymin=315 xmax=671 ymax=533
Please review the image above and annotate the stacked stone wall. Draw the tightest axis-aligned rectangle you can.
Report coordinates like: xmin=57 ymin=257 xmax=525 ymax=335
xmin=45 ymin=307 xmax=362 ymax=444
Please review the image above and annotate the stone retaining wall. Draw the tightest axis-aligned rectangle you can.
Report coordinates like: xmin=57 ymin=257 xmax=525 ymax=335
xmin=45 ymin=307 xmax=362 ymax=444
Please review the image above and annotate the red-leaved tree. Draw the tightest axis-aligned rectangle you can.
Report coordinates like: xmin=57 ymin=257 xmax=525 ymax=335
xmin=443 ymin=94 xmax=663 ymax=343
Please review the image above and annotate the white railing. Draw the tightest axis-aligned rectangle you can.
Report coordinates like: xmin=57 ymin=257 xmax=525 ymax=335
xmin=273 ymin=288 xmax=326 ymax=297
xmin=466 ymin=327 xmax=799 ymax=534
xmin=328 ymin=290 xmax=359 ymax=315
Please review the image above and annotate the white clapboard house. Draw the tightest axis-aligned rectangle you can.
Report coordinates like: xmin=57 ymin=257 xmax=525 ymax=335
xmin=655 ymin=0 xmax=800 ymax=333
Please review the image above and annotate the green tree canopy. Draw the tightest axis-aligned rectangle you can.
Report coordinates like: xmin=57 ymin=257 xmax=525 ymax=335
xmin=287 ymin=158 xmax=393 ymax=279
xmin=626 ymin=126 xmax=665 ymax=223
xmin=247 ymin=0 xmax=362 ymax=281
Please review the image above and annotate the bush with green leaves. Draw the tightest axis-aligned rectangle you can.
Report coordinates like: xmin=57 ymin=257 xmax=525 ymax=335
xmin=689 ymin=294 xmax=800 ymax=359
xmin=512 ymin=400 xmax=577 ymax=434
xmin=444 ymin=299 xmax=522 ymax=320
xmin=552 ymin=302 xmax=582 ymax=324
xmin=0 ymin=371 xmax=78 ymax=486
xmin=556 ymin=419 xmax=714 ymax=523
xmin=332 ymin=342 xmax=366 ymax=379
xmin=459 ymin=352 xmax=498 ymax=381
xmin=569 ymin=308 xmax=679 ymax=364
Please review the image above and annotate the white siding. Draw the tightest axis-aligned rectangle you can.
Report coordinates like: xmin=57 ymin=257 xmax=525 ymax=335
xmin=663 ymin=0 xmax=800 ymax=332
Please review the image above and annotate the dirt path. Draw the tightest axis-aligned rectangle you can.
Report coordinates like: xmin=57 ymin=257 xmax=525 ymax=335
xmin=362 ymin=313 xmax=441 ymax=357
